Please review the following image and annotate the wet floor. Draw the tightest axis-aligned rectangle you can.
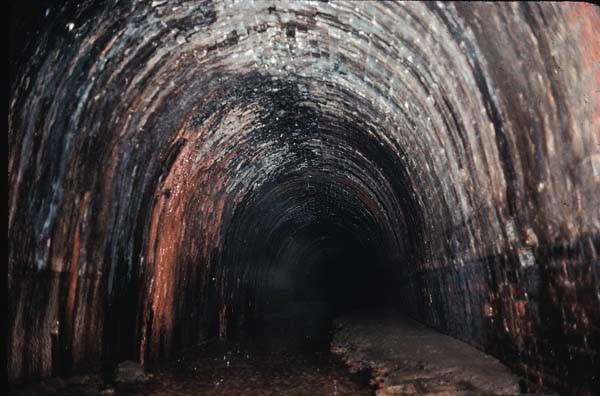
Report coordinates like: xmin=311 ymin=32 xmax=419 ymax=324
xmin=117 ymin=340 xmax=375 ymax=396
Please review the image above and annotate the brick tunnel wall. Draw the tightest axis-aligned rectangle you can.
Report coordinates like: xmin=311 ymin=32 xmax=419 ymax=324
xmin=397 ymin=3 xmax=600 ymax=392
xmin=8 ymin=2 xmax=600 ymax=394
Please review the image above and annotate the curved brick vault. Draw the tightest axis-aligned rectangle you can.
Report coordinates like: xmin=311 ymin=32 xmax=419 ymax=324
xmin=8 ymin=1 xmax=600 ymax=394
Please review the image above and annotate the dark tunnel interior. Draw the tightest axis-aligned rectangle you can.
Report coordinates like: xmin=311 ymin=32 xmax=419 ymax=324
xmin=8 ymin=1 xmax=600 ymax=395
xmin=212 ymin=88 xmax=421 ymax=343
xmin=221 ymin=174 xmax=399 ymax=343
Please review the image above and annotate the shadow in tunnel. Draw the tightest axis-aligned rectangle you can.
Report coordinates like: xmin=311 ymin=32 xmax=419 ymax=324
xmin=252 ymin=228 xmax=387 ymax=351
xmin=216 ymin=172 xmax=393 ymax=350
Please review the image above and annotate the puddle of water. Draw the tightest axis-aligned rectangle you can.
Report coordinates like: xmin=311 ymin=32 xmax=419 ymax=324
xmin=117 ymin=340 xmax=374 ymax=396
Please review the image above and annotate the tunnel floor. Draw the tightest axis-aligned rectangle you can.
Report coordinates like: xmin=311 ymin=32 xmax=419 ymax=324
xmin=12 ymin=311 xmax=557 ymax=396
xmin=331 ymin=312 xmax=555 ymax=396
xmin=12 ymin=338 xmax=375 ymax=396
xmin=115 ymin=340 xmax=374 ymax=396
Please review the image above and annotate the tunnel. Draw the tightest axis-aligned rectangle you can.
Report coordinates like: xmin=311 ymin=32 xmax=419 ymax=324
xmin=8 ymin=1 xmax=600 ymax=395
